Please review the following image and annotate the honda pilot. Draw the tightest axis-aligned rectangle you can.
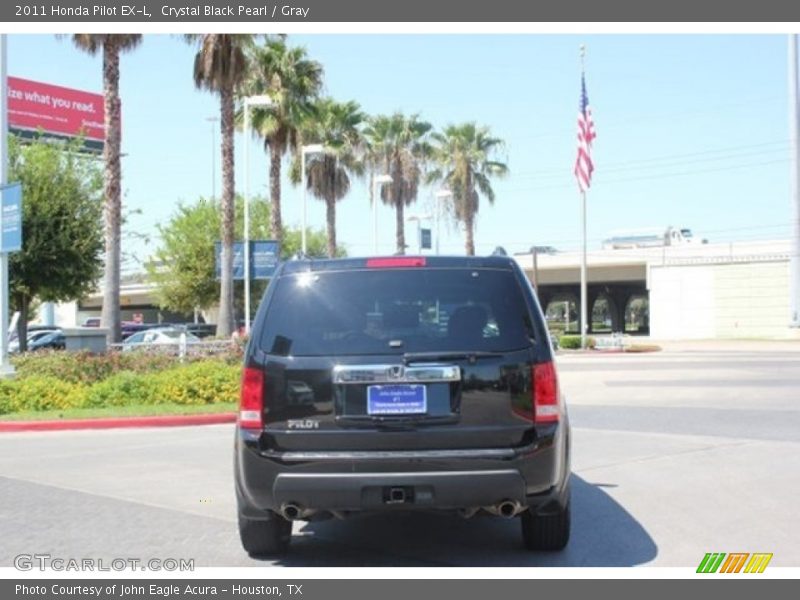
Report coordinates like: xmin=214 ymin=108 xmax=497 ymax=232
xmin=235 ymin=255 xmax=571 ymax=556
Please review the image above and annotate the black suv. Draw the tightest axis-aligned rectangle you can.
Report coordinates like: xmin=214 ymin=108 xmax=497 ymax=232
xmin=235 ymin=255 xmax=571 ymax=556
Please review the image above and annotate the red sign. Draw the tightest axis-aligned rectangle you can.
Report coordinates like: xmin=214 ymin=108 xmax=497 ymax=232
xmin=7 ymin=76 xmax=106 ymax=151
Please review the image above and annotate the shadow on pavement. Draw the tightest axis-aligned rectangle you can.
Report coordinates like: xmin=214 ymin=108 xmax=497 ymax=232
xmin=267 ymin=474 xmax=658 ymax=567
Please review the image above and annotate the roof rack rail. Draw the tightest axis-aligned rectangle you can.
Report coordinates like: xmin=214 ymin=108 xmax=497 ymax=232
xmin=491 ymin=246 xmax=508 ymax=257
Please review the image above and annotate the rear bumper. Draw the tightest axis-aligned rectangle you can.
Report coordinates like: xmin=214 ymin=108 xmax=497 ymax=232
xmin=235 ymin=425 xmax=570 ymax=518
xmin=272 ymin=469 xmax=526 ymax=511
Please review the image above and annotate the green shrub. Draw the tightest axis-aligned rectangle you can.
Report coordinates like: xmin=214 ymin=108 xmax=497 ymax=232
xmin=0 ymin=385 xmax=11 ymax=415
xmin=0 ymin=376 xmax=85 ymax=414
xmin=11 ymin=350 xmax=117 ymax=384
xmin=81 ymin=361 xmax=240 ymax=408
xmin=558 ymin=335 xmax=596 ymax=350
xmin=0 ymin=360 xmax=242 ymax=415
xmin=82 ymin=371 xmax=158 ymax=408
xmin=149 ymin=361 xmax=240 ymax=405
xmin=11 ymin=346 xmax=243 ymax=385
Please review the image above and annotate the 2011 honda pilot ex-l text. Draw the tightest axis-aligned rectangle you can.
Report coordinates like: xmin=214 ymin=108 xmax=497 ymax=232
xmin=234 ymin=255 xmax=571 ymax=556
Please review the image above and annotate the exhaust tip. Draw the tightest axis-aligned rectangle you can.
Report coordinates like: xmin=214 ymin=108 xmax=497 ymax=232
xmin=281 ymin=503 xmax=302 ymax=520
xmin=498 ymin=500 xmax=519 ymax=518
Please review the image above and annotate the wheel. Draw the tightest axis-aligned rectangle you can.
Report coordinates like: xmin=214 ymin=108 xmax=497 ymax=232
xmin=520 ymin=502 xmax=571 ymax=551
xmin=238 ymin=512 xmax=293 ymax=557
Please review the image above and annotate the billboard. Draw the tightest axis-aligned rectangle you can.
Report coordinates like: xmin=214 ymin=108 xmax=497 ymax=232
xmin=7 ymin=76 xmax=106 ymax=152
xmin=215 ymin=241 xmax=281 ymax=280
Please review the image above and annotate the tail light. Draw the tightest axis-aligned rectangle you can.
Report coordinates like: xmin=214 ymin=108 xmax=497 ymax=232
xmin=366 ymin=257 xmax=426 ymax=268
xmin=532 ymin=361 xmax=560 ymax=424
xmin=239 ymin=367 xmax=264 ymax=430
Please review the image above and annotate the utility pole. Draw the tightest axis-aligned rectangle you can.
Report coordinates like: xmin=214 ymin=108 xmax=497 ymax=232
xmin=0 ymin=34 xmax=13 ymax=377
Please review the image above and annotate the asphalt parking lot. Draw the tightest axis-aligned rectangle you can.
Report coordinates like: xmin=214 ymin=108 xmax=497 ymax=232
xmin=1 ymin=342 xmax=798 ymax=567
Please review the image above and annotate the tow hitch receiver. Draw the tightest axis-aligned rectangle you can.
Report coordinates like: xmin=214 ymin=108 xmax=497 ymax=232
xmin=384 ymin=486 xmax=414 ymax=504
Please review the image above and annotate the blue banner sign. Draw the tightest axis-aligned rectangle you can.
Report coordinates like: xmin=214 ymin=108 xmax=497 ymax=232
xmin=215 ymin=240 xmax=280 ymax=280
xmin=0 ymin=183 xmax=23 ymax=253
xmin=420 ymin=228 xmax=432 ymax=250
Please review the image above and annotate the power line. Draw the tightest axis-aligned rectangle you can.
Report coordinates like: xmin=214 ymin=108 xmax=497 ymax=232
xmin=510 ymin=141 xmax=790 ymax=181
xmin=498 ymin=157 xmax=789 ymax=193
xmin=504 ymin=94 xmax=784 ymax=143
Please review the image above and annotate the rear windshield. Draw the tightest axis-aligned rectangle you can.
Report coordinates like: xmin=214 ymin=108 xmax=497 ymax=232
xmin=258 ymin=268 xmax=535 ymax=356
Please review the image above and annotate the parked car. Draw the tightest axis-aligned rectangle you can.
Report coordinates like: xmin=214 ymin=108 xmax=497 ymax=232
xmin=235 ymin=254 xmax=571 ymax=556
xmin=27 ymin=330 xmax=66 ymax=352
xmin=121 ymin=327 xmax=200 ymax=351
xmin=184 ymin=323 xmax=217 ymax=339
xmin=82 ymin=317 xmax=101 ymax=327
xmin=8 ymin=329 xmax=61 ymax=354
xmin=120 ymin=323 xmax=162 ymax=340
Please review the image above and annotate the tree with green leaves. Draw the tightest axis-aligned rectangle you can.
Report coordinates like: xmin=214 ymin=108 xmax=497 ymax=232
xmin=364 ymin=113 xmax=432 ymax=254
xmin=8 ymin=136 xmax=104 ymax=352
xmin=296 ymin=98 xmax=365 ymax=258
xmin=70 ymin=34 xmax=142 ymax=345
xmin=242 ymin=38 xmax=324 ymax=247
xmin=187 ymin=34 xmax=255 ymax=338
xmin=428 ymin=123 xmax=508 ymax=256
xmin=146 ymin=196 xmax=333 ymax=318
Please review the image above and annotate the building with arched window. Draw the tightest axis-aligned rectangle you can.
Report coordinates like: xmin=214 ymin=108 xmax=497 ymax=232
xmin=514 ymin=239 xmax=796 ymax=340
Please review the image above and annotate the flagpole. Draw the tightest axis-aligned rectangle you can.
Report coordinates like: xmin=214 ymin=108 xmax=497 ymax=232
xmin=579 ymin=45 xmax=588 ymax=350
xmin=581 ymin=189 xmax=588 ymax=349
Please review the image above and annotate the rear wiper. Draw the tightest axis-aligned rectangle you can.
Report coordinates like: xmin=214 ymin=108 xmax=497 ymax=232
xmin=402 ymin=350 xmax=502 ymax=364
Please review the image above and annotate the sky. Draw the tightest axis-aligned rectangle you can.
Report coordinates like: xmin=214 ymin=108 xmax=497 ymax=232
xmin=6 ymin=34 xmax=795 ymax=269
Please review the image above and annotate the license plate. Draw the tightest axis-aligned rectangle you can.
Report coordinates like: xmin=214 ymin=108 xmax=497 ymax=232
xmin=367 ymin=384 xmax=427 ymax=415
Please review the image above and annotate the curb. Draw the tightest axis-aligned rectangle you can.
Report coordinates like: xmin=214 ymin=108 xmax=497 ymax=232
xmin=0 ymin=412 xmax=237 ymax=433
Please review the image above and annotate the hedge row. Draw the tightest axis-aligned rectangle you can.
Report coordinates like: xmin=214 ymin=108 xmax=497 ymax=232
xmin=10 ymin=346 xmax=243 ymax=385
xmin=0 ymin=360 xmax=241 ymax=415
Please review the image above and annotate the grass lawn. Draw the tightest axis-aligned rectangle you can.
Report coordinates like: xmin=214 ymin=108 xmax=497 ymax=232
xmin=0 ymin=402 xmax=237 ymax=422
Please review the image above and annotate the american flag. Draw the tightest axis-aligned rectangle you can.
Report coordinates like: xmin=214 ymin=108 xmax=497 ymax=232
xmin=574 ymin=73 xmax=596 ymax=192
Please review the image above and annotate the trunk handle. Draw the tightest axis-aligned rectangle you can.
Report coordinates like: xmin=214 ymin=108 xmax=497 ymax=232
xmin=332 ymin=363 xmax=461 ymax=384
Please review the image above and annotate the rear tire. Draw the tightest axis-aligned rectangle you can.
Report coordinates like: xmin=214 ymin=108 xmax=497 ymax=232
xmin=521 ymin=502 xmax=571 ymax=551
xmin=238 ymin=512 xmax=292 ymax=557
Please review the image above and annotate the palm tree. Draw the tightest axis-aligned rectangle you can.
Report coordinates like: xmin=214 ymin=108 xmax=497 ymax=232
xmin=428 ymin=123 xmax=508 ymax=256
xmin=363 ymin=113 xmax=432 ymax=254
xmin=299 ymin=98 xmax=364 ymax=258
xmin=187 ymin=34 xmax=254 ymax=338
xmin=242 ymin=39 xmax=323 ymax=248
xmin=71 ymin=34 xmax=141 ymax=345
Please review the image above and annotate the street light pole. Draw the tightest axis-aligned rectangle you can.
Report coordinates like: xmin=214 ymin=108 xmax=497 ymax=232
xmin=372 ymin=174 xmax=392 ymax=254
xmin=243 ymin=95 xmax=272 ymax=336
xmin=300 ymin=144 xmax=324 ymax=255
xmin=435 ymin=189 xmax=452 ymax=256
xmin=789 ymin=34 xmax=800 ymax=328
xmin=0 ymin=34 xmax=11 ymax=376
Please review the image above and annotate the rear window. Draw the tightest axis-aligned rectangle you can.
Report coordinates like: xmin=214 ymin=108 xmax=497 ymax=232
xmin=258 ymin=268 xmax=535 ymax=356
